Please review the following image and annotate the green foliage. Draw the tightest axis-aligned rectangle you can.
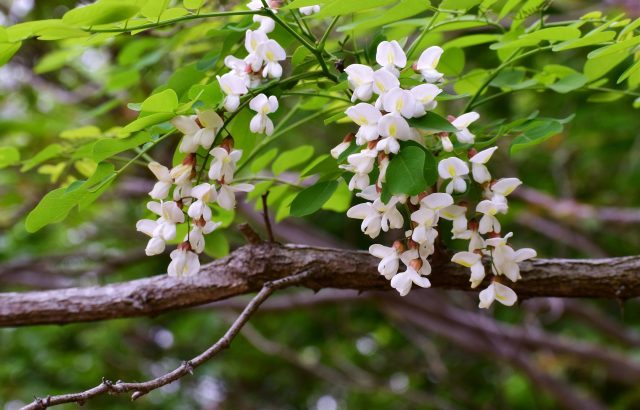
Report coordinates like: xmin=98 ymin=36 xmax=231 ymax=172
xmin=290 ymin=180 xmax=339 ymax=216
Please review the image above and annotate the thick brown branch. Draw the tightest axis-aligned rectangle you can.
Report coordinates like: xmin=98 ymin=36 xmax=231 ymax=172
xmin=1 ymin=243 xmax=640 ymax=327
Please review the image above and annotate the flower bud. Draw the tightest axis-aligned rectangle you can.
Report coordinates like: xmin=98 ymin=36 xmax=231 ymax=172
xmin=409 ymin=258 xmax=423 ymax=271
xmin=392 ymin=240 xmax=405 ymax=253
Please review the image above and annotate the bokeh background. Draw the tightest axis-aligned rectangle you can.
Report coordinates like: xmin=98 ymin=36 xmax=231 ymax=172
xmin=1 ymin=0 xmax=640 ymax=409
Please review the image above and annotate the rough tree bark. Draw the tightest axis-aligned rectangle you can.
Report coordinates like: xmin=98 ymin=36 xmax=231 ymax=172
xmin=1 ymin=243 xmax=639 ymax=327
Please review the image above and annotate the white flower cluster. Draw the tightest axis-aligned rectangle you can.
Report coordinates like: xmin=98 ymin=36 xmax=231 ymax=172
xmin=135 ymin=1 xmax=318 ymax=277
xmin=336 ymin=40 xmax=536 ymax=308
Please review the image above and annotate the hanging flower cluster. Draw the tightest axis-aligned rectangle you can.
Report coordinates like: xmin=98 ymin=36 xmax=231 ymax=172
xmin=336 ymin=40 xmax=536 ymax=308
xmin=135 ymin=1 xmax=315 ymax=276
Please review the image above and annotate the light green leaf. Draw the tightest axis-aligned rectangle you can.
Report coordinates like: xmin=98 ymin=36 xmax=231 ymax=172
xmin=272 ymin=146 xmax=314 ymax=176
xmin=0 ymin=42 xmax=21 ymax=66
xmin=0 ymin=146 xmax=20 ymax=169
xmin=583 ymin=50 xmax=628 ymax=81
xmin=122 ymin=112 xmax=174 ymax=134
xmin=63 ymin=3 xmax=140 ymax=26
xmin=183 ymin=0 xmax=205 ymax=9
xmin=338 ymin=0 xmax=429 ymax=33
xmin=440 ymin=0 xmax=482 ymax=10
xmin=25 ymin=163 xmax=115 ymax=232
xmin=250 ymin=148 xmax=278 ymax=174
xmin=21 ymin=144 xmax=64 ymax=172
xmin=519 ymin=27 xmax=581 ymax=42
xmin=618 ymin=60 xmax=640 ymax=84
xmin=61 ymin=126 xmax=102 ymax=140
xmin=552 ymin=31 xmax=616 ymax=51
xmin=142 ymin=0 xmax=170 ymax=20
xmin=140 ymin=89 xmax=179 ymax=113
xmin=290 ymin=180 xmax=338 ymax=217
xmin=92 ymin=132 xmax=151 ymax=162
xmin=322 ymin=180 xmax=352 ymax=212
xmin=587 ymin=36 xmax=640 ymax=60
xmin=443 ymin=34 xmax=500 ymax=49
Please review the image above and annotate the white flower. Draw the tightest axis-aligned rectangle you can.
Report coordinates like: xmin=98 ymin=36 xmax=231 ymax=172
xmin=415 ymin=46 xmax=444 ymax=83
xmin=136 ymin=201 xmax=185 ymax=255
xmin=439 ymin=133 xmax=454 ymax=152
xmin=341 ymin=148 xmax=377 ymax=190
xmin=217 ymin=183 xmax=254 ymax=210
xmin=451 ymin=251 xmax=485 ymax=288
xmin=249 ymin=94 xmax=279 ymax=135
xmin=451 ymin=112 xmax=479 ymax=144
xmin=476 ymin=199 xmax=506 ymax=234
xmin=168 ymin=247 xmax=200 ymax=277
xmin=330 ymin=140 xmax=351 ymax=159
xmin=485 ymin=232 xmax=536 ymax=282
xmin=247 ymin=0 xmax=277 ymax=32
xmin=440 ymin=204 xmax=467 ymax=235
xmin=470 ymin=146 xmax=497 ymax=184
xmin=377 ymin=113 xmax=411 ymax=154
xmin=148 ymin=162 xmax=172 ymax=199
xmin=208 ymin=147 xmax=243 ymax=182
xmin=376 ymin=40 xmax=406 ymax=76
xmin=346 ymin=198 xmax=403 ymax=239
xmin=488 ymin=178 xmax=522 ymax=205
xmin=345 ymin=103 xmax=381 ymax=144
xmin=188 ymin=183 xmax=217 ymax=221
xmin=173 ymin=180 xmax=192 ymax=203
xmin=372 ymin=68 xmax=400 ymax=96
xmin=454 ymin=225 xmax=485 ymax=252
xmin=218 ymin=72 xmax=248 ymax=112
xmin=390 ymin=266 xmax=431 ymax=296
xmin=410 ymin=193 xmax=453 ymax=243
xmin=224 ymin=56 xmax=252 ymax=87
xmin=171 ymin=110 xmax=224 ymax=153
xmin=382 ymin=87 xmax=418 ymax=119
xmin=410 ymin=84 xmax=442 ymax=116
xmin=187 ymin=220 xmax=222 ymax=253
xmin=169 ymin=163 xmax=193 ymax=185
xmin=344 ymin=64 xmax=374 ymax=102
xmin=478 ymin=282 xmax=518 ymax=308
xmin=438 ymin=157 xmax=469 ymax=194
xmin=258 ymin=39 xmax=286 ymax=78
xmin=369 ymin=242 xmax=405 ymax=279
xmin=299 ymin=5 xmax=320 ymax=15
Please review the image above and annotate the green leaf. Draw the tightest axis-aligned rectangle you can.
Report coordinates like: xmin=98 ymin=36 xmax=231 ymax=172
xmin=290 ymin=180 xmax=338 ymax=217
xmin=300 ymin=154 xmax=340 ymax=179
xmin=498 ymin=0 xmax=521 ymax=19
xmin=272 ymin=146 xmax=314 ymax=176
xmin=140 ymin=89 xmax=179 ymax=113
xmin=384 ymin=146 xmax=429 ymax=197
xmin=440 ymin=0 xmax=482 ymax=10
xmin=91 ymin=132 xmax=151 ymax=162
xmin=122 ymin=112 xmax=174 ymax=134
xmin=443 ymin=34 xmax=500 ymax=49
xmin=547 ymin=73 xmax=588 ymax=93
xmin=337 ymin=0 xmax=429 ymax=33
xmin=510 ymin=120 xmax=564 ymax=154
xmin=312 ymin=0 xmax=395 ymax=18
xmin=142 ymin=0 xmax=170 ymax=20
xmin=552 ymin=31 xmax=616 ymax=51
xmin=250 ymin=148 xmax=278 ymax=174
xmin=587 ymin=36 xmax=640 ymax=60
xmin=408 ymin=112 xmax=458 ymax=132
xmin=439 ymin=47 xmax=465 ymax=76
xmin=519 ymin=27 xmax=581 ymax=42
xmin=583 ymin=50 xmax=628 ymax=81
xmin=204 ymin=230 xmax=229 ymax=258
xmin=25 ymin=163 xmax=115 ymax=232
xmin=0 ymin=146 xmax=20 ymax=169
xmin=618 ymin=60 xmax=640 ymax=84
xmin=183 ymin=0 xmax=205 ymax=9
xmin=0 ymin=42 xmax=21 ymax=67
xmin=63 ymin=3 xmax=140 ymax=26
xmin=321 ymin=180 xmax=352 ymax=212
xmin=60 ymin=126 xmax=102 ymax=140
xmin=285 ymin=0 xmax=333 ymax=9
xmin=21 ymin=144 xmax=64 ymax=172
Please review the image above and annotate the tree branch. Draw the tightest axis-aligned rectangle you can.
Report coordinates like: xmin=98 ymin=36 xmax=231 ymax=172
xmin=21 ymin=271 xmax=312 ymax=410
xmin=1 ymin=243 xmax=640 ymax=327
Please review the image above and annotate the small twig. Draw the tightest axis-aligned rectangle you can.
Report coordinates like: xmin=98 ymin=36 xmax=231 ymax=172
xmin=238 ymin=223 xmax=262 ymax=245
xmin=261 ymin=192 xmax=276 ymax=242
xmin=20 ymin=271 xmax=313 ymax=410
